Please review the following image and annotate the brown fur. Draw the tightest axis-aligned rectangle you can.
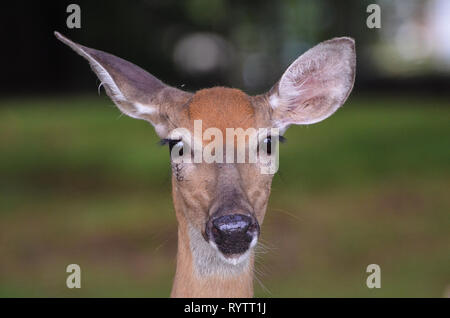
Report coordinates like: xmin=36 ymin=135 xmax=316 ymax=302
xmin=169 ymin=88 xmax=273 ymax=298
xmin=188 ymin=87 xmax=256 ymax=133
xmin=171 ymin=179 xmax=254 ymax=297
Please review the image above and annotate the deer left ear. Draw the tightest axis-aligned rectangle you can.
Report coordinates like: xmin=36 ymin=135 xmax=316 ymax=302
xmin=54 ymin=31 xmax=192 ymax=138
xmin=267 ymin=37 xmax=356 ymax=130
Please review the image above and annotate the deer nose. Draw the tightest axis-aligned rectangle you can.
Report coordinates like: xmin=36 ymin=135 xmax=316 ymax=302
xmin=213 ymin=214 xmax=252 ymax=234
xmin=209 ymin=214 xmax=260 ymax=255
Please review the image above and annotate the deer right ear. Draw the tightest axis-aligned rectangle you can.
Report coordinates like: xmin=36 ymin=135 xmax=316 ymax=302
xmin=55 ymin=32 xmax=192 ymax=138
xmin=267 ymin=37 xmax=356 ymax=131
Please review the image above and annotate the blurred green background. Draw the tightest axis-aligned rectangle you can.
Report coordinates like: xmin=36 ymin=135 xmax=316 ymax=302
xmin=1 ymin=0 xmax=449 ymax=297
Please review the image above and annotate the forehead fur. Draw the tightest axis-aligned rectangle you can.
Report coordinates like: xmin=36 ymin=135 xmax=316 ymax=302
xmin=188 ymin=87 xmax=255 ymax=132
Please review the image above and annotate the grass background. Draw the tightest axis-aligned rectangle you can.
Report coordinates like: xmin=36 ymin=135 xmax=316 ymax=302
xmin=0 ymin=94 xmax=449 ymax=297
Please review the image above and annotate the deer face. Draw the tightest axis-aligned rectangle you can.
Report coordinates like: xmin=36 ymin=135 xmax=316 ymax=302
xmin=166 ymin=87 xmax=275 ymax=265
xmin=55 ymin=32 xmax=355 ymax=272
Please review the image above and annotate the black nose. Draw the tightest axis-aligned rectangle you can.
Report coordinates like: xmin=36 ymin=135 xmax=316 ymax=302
xmin=210 ymin=214 xmax=259 ymax=255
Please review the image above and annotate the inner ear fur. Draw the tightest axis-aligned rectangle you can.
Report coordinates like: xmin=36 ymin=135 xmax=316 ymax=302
xmin=267 ymin=37 xmax=356 ymax=129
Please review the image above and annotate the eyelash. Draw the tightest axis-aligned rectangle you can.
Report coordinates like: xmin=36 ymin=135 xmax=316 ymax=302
xmin=160 ymin=138 xmax=184 ymax=156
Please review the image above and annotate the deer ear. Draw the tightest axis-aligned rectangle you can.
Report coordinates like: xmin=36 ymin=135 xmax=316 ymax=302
xmin=267 ymin=37 xmax=356 ymax=130
xmin=55 ymin=32 xmax=192 ymax=138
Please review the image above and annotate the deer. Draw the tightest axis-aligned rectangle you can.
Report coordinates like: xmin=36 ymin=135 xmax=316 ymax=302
xmin=55 ymin=31 xmax=356 ymax=297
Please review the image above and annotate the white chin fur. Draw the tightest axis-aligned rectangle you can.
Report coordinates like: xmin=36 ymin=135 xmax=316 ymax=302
xmin=189 ymin=226 xmax=256 ymax=277
xmin=209 ymin=240 xmax=255 ymax=266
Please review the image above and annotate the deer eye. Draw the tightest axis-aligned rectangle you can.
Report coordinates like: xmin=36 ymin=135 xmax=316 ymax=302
xmin=160 ymin=139 xmax=184 ymax=158
xmin=258 ymin=135 xmax=285 ymax=155
xmin=259 ymin=136 xmax=274 ymax=155
xmin=169 ymin=139 xmax=184 ymax=157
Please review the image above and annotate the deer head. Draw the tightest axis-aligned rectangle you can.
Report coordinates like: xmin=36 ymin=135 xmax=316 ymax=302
xmin=55 ymin=32 xmax=355 ymax=297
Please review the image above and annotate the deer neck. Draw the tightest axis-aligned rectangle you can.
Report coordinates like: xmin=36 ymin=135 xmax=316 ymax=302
xmin=170 ymin=184 xmax=254 ymax=298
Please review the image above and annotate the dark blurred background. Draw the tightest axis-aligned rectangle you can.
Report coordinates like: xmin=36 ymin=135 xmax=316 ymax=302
xmin=0 ymin=0 xmax=449 ymax=297
xmin=2 ymin=0 xmax=450 ymax=96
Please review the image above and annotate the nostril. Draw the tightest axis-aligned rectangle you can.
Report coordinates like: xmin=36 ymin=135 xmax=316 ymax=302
xmin=247 ymin=222 xmax=258 ymax=233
